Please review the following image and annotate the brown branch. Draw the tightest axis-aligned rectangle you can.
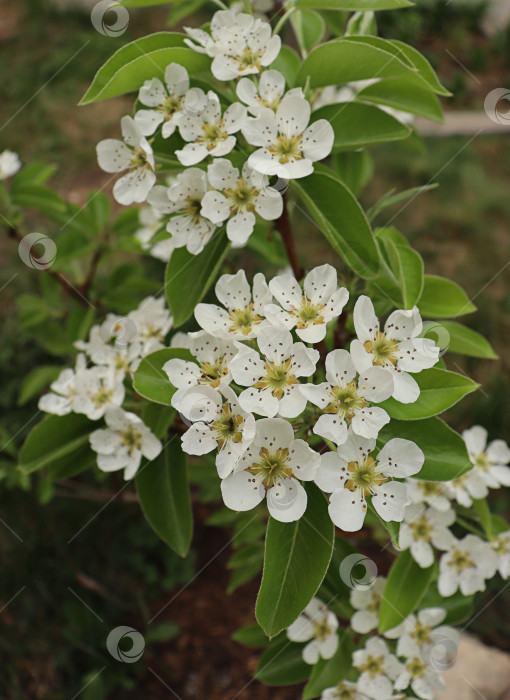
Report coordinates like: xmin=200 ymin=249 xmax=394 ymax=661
xmin=276 ymin=197 xmax=304 ymax=281
xmin=80 ymin=247 xmax=102 ymax=296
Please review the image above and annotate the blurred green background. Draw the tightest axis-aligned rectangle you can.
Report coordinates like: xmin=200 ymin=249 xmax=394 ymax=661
xmin=1 ymin=0 xmax=510 ymax=697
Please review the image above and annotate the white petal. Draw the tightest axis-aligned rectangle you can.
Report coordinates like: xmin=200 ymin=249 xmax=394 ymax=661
xmin=392 ymin=370 xmax=420 ymax=404
xmin=301 ymin=119 xmax=334 ymax=162
xmin=267 ymin=478 xmax=307 ymax=522
xmin=96 ymin=139 xmax=131 ymax=173
xmin=328 ymin=488 xmax=367 ymax=531
xmin=353 ymin=295 xmax=379 ymax=342
xmin=372 ymin=480 xmax=410 ymax=523
xmin=276 ymin=95 xmax=310 ymax=138
xmin=221 ymin=469 xmax=265 ymax=511
xmin=377 ymin=438 xmax=424 ymax=478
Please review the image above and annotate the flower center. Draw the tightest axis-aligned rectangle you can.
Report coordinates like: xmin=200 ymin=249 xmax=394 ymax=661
xmin=345 ymin=457 xmax=386 ymax=497
xmin=121 ymin=426 xmax=143 ymax=454
xmin=406 ymin=657 xmax=427 ymax=678
xmin=411 ymin=516 xmax=433 ymax=541
xmin=130 ymin=147 xmax=152 ymax=171
xmin=313 ymin=618 xmax=333 ymax=641
xmin=474 ymin=452 xmax=490 ymax=471
xmin=238 ymin=47 xmax=263 ymax=72
xmin=450 ymin=549 xmax=475 ymax=572
xmin=361 ymin=654 xmax=385 ymax=677
xmin=325 ymin=382 xmax=368 ymax=421
xmin=412 ymin=622 xmax=432 ymax=645
xmin=364 ymin=332 xmax=399 ymax=367
xmin=493 ymin=536 xmax=509 ymax=556
xmin=334 ymin=683 xmax=357 ymax=700
xmin=160 ymin=93 xmax=184 ymax=119
xmin=226 ymin=180 xmax=257 ymax=213
xmin=200 ymin=122 xmax=227 ymax=150
xmin=184 ymin=196 xmax=203 ymax=224
xmin=294 ymin=299 xmax=325 ymax=329
xmin=254 ymin=358 xmax=297 ymax=399
xmin=211 ymin=403 xmax=243 ymax=450
xmin=270 ymin=135 xmax=303 ymax=164
xmin=199 ymin=359 xmax=229 ymax=388
xmin=92 ymin=387 xmax=114 ymax=407
xmin=248 ymin=446 xmax=292 ymax=488
xmin=228 ymin=304 xmax=262 ymax=336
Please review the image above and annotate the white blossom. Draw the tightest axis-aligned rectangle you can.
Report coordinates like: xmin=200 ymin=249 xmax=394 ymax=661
xmin=438 ymin=534 xmax=498 ymax=597
xmin=176 ymin=91 xmax=246 ymax=165
xmin=164 ymin=332 xmax=236 ymax=411
xmin=97 ymin=116 xmax=156 ymax=205
xmin=405 ymin=479 xmax=452 ymax=512
xmin=38 ymin=354 xmax=88 ymax=416
xmin=350 ymin=296 xmax=439 ymax=405
xmin=286 ymin=598 xmax=339 ymax=664
xmin=445 ymin=469 xmax=488 ymax=507
xmin=90 ymin=407 xmax=162 ymax=480
xmin=300 ymin=349 xmax=393 ymax=446
xmin=75 ymin=323 xmax=142 ymax=378
xmin=184 ymin=11 xmax=281 ymax=81
xmin=237 ymin=69 xmax=303 ymax=117
xmin=399 ymin=503 xmax=456 ymax=568
xmin=148 ymin=169 xmax=216 ymax=255
xmin=134 ymin=63 xmax=206 ymax=138
xmin=321 ymin=681 xmax=366 ymax=700
xmin=180 ymin=385 xmax=256 ymax=478
xmin=242 ymin=94 xmax=334 ymax=179
xmin=265 ymin=264 xmax=349 ymax=343
xmin=73 ymin=366 xmax=125 ymax=420
xmin=353 ymin=637 xmax=402 ymax=700
xmin=491 ymin=530 xmax=510 ymax=579
xmin=462 ymin=425 xmax=510 ymax=490
xmin=194 ymin=269 xmax=272 ymax=340
xmin=127 ymin=296 xmax=173 ymax=355
xmin=315 ymin=434 xmax=423 ymax=532
xmin=229 ymin=327 xmax=319 ymax=418
xmin=201 ymin=158 xmax=283 ymax=246
xmin=385 ymin=608 xmax=459 ymax=662
xmin=220 ymin=417 xmax=319 ymax=522
xmin=393 ymin=645 xmax=446 ymax=700
xmin=350 ymin=577 xmax=386 ymax=634
xmin=135 ymin=205 xmax=170 ymax=261
xmin=0 ymin=150 xmax=21 ymax=179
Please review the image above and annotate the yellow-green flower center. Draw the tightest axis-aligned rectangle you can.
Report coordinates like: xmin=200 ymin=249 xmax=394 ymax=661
xmin=199 ymin=359 xmax=229 ymax=389
xmin=228 ymin=304 xmax=262 ymax=336
xmin=361 ymin=654 xmax=385 ymax=677
xmin=450 ymin=549 xmax=475 ymax=572
xmin=159 ymin=94 xmax=184 ymax=119
xmin=406 ymin=657 xmax=427 ymax=678
xmin=474 ymin=452 xmax=490 ymax=471
xmin=293 ymin=299 xmax=325 ymax=329
xmin=92 ymin=387 xmax=114 ymax=407
xmin=184 ymin=196 xmax=203 ymax=224
xmin=211 ymin=403 xmax=243 ymax=450
xmin=345 ymin=456 xmax=387 ymax=497
xmin=412 ymin=622 xmax=432 ymax=645
xmin=121 ymin=426 xmax=143 ymax=454
xmin=270 ymin=135 xmax=303 ymax=164
xmin=248 ymin=446 xmax=292 ymax=488
xmin=364 ymin=332 xmax=399 ymax=367
xmin=200 ymin=122 xmax=227 ymax=150
xmin=411 ymin=516 xmax=433 ymax=541
xmin=254 ymin=358 xmax=297 ymax=399
xmin=325 ymin=382 xmax=368 ymax=421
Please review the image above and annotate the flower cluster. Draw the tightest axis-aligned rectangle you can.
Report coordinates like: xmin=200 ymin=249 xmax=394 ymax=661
xmin=38 ymin=296 xmax=171 ymax=479
xmin=97 ymin=9 xmax=335 ymax=258
xmin=165 ymin=266 xmax=440 ymax=525
xmin=286 ymin=594 xmax=459 ymax=700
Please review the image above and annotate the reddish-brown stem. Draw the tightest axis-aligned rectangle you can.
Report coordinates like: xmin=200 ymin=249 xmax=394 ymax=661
xmin=276 ymin=197 xmax=304 ymax=281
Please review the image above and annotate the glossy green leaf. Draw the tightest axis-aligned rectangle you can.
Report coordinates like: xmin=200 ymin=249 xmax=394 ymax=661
xmin=18 ymin=365 xmax=61 ymax=406
xmin=377 ymin=417 xmax=471 ymax=481
xmin=312 ymin=102 xmax=411 ymax=151
xmin=231 ymin=624 xmax=270 ymax=647
xmin=136 ymin=438 xmax=192 ymax=556
xmin=377 ymin=227 xmax=424 ymax=308
xmin=331 ymin=150 xmax=373 ymax=196
xmin=473 ymin=498 xmax=492 ymax=538
xmin=256 ymin=484 xmax=334 ymax=638
xmin=291 ymin=170 xmax=379 ymax=279
xmin=436 ymin=321 xmax=497 ymax=359
xmin=379 ymin=551 xmax=434 ymax=632
xmin=255 ymin=638 xmax=310 ymax=686
xmin=357 ymin=76 xmax=443 ymax=121
xmin=19 ymin=414 xmax=95 ymax=476
xmin=291 ymin=10 xmax=325 ymax=52
xmin=303 ymin=630 xmax=354 ymax=699
xmin=295 ymin=37 xmax=421 ymax=89
xmin=419 ymin=275 xmax=476 ymax=318
xmin=165 ymin=231 xmax=229 ymax=326
xmin=295 ymin=0 xmax=412 ymax=9
xmin=81 ymin=33 xmax=209 ymax=104
xmin=133 ymin=348 xmax=193 ymax=406
xmin=380 ymin=368 xmax=479 ymax=420
xmin=271 ymin=46 xmax=301 ymax=88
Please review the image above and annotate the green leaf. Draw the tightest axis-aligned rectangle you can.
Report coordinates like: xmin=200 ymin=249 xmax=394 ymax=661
xmin=303 ymin=630 xmax=354 ymax=699
xmin=419 ymin=275 xmax=476 ymax=318
xmin=331 ymin=151 xmax=373 ymax=196
xmin=295 ymin=37 xmax=421 ymax=89
xmin=368 ymin=183 xmax=438 ymax=221
xmin=19 ymin=414 xmax=95 ymax=476
xmin=435 ymin=321 xmax=497 ymax=359
xmin=473 ymin=498 xmax=492 ymax=538
xmin=142 ymin=403 xmax=175 ymax=439
xmin=18 ymin=365 xmax=61 ymax=406
xmin=81 ymin=33 xmax=210 ymax=104
xmin=312 ymin=103 xmax=411 ymax=151
xmin=255 ymin=638 xmax=310 ymax=686
xmin=377 ymin=227 xmax=424 ymax=308
xmin=291 ymin=170 xmax=379 ymax=279
xmin=256 ymin=484 xmax=334 ymax=638
xmin=295 ymin=0 xmax=412 ymax=9
xmin=380 ymin=368 xmax=479 ymax=420
xmin=146 ymin=622 xmax=180 ymax=643
xmin=357 ymin=76 xmax=443 ymax=121
xmin=246 ymin=224 xmax=287 ymax=267
xmin=231 ymin=624 xmax=270 ymax=647
xmin=136 ymin=439 xmax=193 ymax=556
xmin=377 ymin=417 xmax=471 ymax=481
xmin=165 ymin=231 xmax=229 ymax=326
xmin=379 ymin=551 xmax=434 ymax=632
xmin=291 ymin=10 xmax=325 ymax=52
xmin=421 ymin=588 xmax=474 ymax=625
xmin=12 ymin=161 xmax=57 ymax=187
xmin=11 ymin=183 xmax=67 ymax=219
xmin=133 ymin=348 xmax=193 ymax=405
xmin=271 ymin=46 xmax=301 ymax=88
